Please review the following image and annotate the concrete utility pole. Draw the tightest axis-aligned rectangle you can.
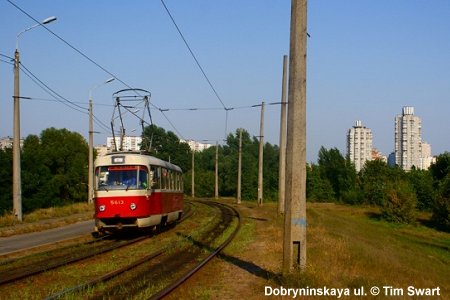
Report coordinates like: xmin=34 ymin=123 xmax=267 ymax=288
xmin=283 ymin=0 xmax=307 ymax=273
xmin=13 ymin=48 xmax=21 ymax=221
xmin=12 ymin=16 xmax=57 ymax=221
xmin=237 ymin=129 xmax=242 ymax=204
xmin=257 ymin=101 xmax=265 ymax=206
xmin=191 ymin=149 xmax=195 ymax=198
xmin=278 ymin=55 xmax=288 ymax=215
xmin=88 ymin=99 xmax=94 ymax=203
xmin=215 ymin=141 xmax=219 ymax=199
xmin=88 ymin=77 xmax=114 ymax=204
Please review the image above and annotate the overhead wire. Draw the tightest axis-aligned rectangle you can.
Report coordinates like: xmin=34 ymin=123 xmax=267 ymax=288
xmin=4 ymin=51 xmax=112 ymax=133
xmin=0 ymin=58 xmax=13 ymax=65
xmin=7 ymin=1 xmax=278 ymax=143
xmin=160 ymin=0 xmax=228 ymax=111
xmin=19 ymin=63 xmax=88 ymax=114
xmin=6 ymin=0 xmax=185 ymax=139
xmin=160 ymin=0 xmax=232 ymax=141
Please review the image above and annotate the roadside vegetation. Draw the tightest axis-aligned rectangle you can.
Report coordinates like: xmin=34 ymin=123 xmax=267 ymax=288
xmin=0 ymin=125 xmax=449 ymax=233
xmin=283 ymin=202 xmax=450 ymax=295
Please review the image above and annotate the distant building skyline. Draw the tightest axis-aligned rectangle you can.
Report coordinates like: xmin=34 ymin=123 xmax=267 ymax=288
xmin=180 ymin=139 xmax=213 ymax=152
xmin=106 ymin=136 xmax=142 ymax=152
xmin=347 ymin=106 xmax=435 ymax=172
xmin=395 ymin=106 xmax=423 ymax=171
xmin=96 ymin=136 xmax=212 ymax=156
xmin=347 ymin=120 xmax=373 ymax=172
xmin=0 ymin=136 xmax=23 ymax=150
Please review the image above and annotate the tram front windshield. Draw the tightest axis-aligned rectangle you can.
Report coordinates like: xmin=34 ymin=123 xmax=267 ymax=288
xmin=96 ymin=165 xmax=148 ymax=190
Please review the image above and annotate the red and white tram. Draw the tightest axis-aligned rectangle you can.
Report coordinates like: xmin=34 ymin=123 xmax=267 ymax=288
xmin=93 ymin=151 xmax=184 ymax=235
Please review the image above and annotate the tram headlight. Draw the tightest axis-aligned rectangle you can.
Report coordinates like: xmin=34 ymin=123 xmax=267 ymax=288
xmin=99 ymin=205 xmax=106 ymax=212
xmin=130 ymin=203 xmax=137 ymax=210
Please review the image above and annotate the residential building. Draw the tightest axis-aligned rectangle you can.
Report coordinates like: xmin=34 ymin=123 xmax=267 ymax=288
xmin=420 ymin=142 xmax=436 ymax=170
xmin=106 ymin=136 xmax=142 ymax=152
xmin=394 ymin=106 xmax=423 ymax=171
xmin=0 ymin=136 xmax=23 ymax=150
xmin=94 ymin=145 xmax=109 ymax=157
xmin=371 ymin=148 xmax=387 ymax=163
xmin=347 ymin=120 xmax=373 ymax=172
xmin=180 ymin=139 xmax=213 ymax=152
xmin=388 ymin=152 xmax=396 ymax=167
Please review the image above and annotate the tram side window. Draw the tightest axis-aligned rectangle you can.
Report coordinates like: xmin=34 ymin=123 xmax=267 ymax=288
xmin=151 ymin=166 xmax=161 ymax=189
xmin=170 ymin=170 xmax=174 ymax=190
xmin=161 ymin=168 xmax=168 ymax=190
xmin=180 ymin=173 xmax=184 ymax=191
xmin=180 ymin=173 xmax=183 ymax=190
xmin=176 ymin=173 xmax=180 ymax=191
xmin=139 ymin=168 xmax=148 ymax=189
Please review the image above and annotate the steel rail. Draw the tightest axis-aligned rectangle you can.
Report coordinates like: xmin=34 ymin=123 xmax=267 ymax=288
xmin=149 ymin=201 xmax=241 ymax=300
xmin=1 ymin=203 xmax=193 ymax=286
xmin=43 ymin=202 xmax=195 ymax=299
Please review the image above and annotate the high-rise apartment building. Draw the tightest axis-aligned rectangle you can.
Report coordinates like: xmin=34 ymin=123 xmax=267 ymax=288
xmin=347 ymin=120 xmax=373 ymax=172
xmin=106 ymin=136 xmax=142 ymax=152
xmin=180 ymin=139 xmax=213 ymax=152
xmin=394 ymin=106 xmax=423 ymax=171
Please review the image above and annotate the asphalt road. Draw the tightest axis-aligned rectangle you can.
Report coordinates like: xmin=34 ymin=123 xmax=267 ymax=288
xmin=0 ymin=220 xmax=94 ymax=256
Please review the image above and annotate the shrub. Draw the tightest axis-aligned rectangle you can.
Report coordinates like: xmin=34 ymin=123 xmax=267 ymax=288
xmin=431 ymin=174 xmax=450 ymax=232
xmin=381 ymin=180 xmax=417 ymax=224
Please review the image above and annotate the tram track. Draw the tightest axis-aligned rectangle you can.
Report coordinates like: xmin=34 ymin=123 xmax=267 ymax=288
xmin=0 ymin=202 xmax=193 ymax=287
xmin=0 ymin=200 xmax=238 ymax=299
xmin=44 ymin=200 xmax=240 ymax=299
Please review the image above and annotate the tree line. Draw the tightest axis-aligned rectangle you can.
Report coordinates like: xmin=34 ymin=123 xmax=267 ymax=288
xmin=0 ymin=125 xmax=448 ymax=232
xmin=307 ymin=147 xmax=450 ymax=231
xmin=0 ymin=128 xmax=88 ymax=214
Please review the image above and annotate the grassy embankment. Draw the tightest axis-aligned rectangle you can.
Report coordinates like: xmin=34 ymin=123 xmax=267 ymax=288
xmin=285 ymin=203 xmax=450 ymax=295
xmin=0 ymin=202 xmax=92 ymax=236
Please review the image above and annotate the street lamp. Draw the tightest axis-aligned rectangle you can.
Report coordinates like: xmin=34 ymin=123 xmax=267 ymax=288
xmin=13 ymin=16 xmax=57 ymax=221
xmin=88 ymin=77 xmax=115 ymax=203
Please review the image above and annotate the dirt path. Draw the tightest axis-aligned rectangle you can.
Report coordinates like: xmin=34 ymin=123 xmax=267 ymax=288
xmin=168 ymin=199 xmax=283 ymax=299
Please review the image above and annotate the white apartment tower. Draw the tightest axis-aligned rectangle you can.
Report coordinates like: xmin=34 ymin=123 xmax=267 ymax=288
xmin=106 ymin=136 xmax=142 ymax=152
xmin=394 ymin=106 xmax=422 ymax=171
xmin=347 ymin=120 xmax=373 ymax=172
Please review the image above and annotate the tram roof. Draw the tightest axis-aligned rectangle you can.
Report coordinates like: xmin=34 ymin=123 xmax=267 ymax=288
xmin=95 ymin=151 xmax=182 ymax=173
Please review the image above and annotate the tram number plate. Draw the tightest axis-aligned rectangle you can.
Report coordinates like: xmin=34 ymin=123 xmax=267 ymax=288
xmin=110 ymin=200 xmax=124 ymax=205
xmin=111 ymin=156 xmax=125 ymax=164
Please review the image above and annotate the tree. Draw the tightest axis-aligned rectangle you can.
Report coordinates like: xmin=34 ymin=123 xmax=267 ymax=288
xmin=21 ymin=135 xmax=52 ymax=210
xmin=142 ymin=125 xmax=191 ymax=172
xmin=429 ymin=153 xmax=450 ymax=231
xmin=0 ymin=148 xmax=12 ymax=213
xmin=407 ymin=169 xmax=435 ymax=210
xmin=20 ymin=128 xmax=89 ymax=211
xmin=429 ymin=152 xmax=450 ymax=183
xmin=381 ymin=179 xmax=417 ymax=224
xmin=306 ymin=163 xmax=335 ymax=202
xmin=220 ymin=130 xmax=258 ymax=199
xmin=317 ymin=147 xmax=357 ymax=201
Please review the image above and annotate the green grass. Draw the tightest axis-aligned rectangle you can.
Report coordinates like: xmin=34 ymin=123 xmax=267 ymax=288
xmin=284 ymin=203 xmax=450 ymax=296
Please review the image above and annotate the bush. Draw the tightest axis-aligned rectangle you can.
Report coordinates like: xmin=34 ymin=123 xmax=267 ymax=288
xmin=381 ymin=180 xmax=417 ymax=224
xmin=431 ymin=174 xmax=450 ymax=232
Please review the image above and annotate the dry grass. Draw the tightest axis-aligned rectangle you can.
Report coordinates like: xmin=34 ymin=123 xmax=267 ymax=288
xmin=0 ymin=202 xmax=92 ymax=236
xmin=1 ymin=199 xmax=448 ymax=299
xmin=170 ymin=200 xmax=449 ymax=299
xmin=285 ymin=203 xmax=450 ymax=295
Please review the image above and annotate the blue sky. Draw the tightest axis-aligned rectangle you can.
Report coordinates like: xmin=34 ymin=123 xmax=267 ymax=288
xmin=1 ymin=0 xmax=449 ymax=162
